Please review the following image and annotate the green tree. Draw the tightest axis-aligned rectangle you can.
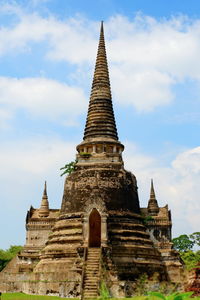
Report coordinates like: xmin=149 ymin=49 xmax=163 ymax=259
xmin=172 ymin=234 xmax=195 ymax=252
xmin=180 ymin=250 xmax=200 ymax=270
xmin=189 ymin=232 xmax=200 ymax=247
xmin=0 ymin=245 xmax=22 ymax=271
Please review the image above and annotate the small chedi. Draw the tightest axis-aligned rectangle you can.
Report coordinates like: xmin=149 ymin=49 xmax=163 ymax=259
xmin=0 ymin=22 xmax=183 ymax=298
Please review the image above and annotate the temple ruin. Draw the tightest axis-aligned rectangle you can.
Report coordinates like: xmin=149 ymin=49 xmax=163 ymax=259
xmin=0 ymin=22 xmax=183 ymax=298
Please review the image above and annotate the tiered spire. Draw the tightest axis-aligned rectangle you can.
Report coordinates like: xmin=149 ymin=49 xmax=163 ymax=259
xmin=83 ymin=21 xmax=118 ymax=141
xmin=147 ymin=179 xmax=159 ymax=215
xmin=39 ymin=181 xmax=49 ymax=217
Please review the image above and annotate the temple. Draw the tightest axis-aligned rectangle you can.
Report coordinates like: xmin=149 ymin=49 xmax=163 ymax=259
xmin=0 ymin=22 xmax=183 ymax=298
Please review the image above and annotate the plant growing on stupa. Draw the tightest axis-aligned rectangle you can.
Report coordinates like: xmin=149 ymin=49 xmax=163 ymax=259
xmin=60 ymin=160 xmax=77 ymax=177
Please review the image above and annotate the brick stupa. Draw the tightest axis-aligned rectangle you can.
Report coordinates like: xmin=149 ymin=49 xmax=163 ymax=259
xmin=0 ymin=22 xmax=183 ymax=298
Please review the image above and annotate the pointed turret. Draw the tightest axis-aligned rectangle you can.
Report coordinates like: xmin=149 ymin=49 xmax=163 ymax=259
xmin=83 ymin=21 xmax=118 ymax=140
xmin=147 ymin=179 xmax=159 ymax=215
xmin=76 ymin=22 xmax=124 ymax=165
xmin=39 ymin=181 xmax=49 ymax=217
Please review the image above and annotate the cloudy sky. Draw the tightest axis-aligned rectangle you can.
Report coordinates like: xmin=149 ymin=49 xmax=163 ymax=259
xmin=0 ymin=0 xmax=200 ymax=249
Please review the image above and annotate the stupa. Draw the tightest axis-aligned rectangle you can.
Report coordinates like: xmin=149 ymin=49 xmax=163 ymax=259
xmin=0 ymin=22 xmax=183 ymax=298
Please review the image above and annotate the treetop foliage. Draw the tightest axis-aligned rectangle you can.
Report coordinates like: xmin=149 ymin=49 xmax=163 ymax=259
xmin=172 ymin=232 xmax=200 ymax=252
xmin=0 ymin=245 xmax=22 ymax=271
xmin=172 ymin=234 xmax=195 ymax=252
xmin=172 ymin=232 xmax=200 ymax=270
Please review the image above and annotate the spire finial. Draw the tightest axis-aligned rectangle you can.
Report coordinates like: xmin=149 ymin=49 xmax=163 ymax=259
xmin=43 ymin=180 xmax=47 ymax=196
xmin=148 ymin=179 xmax=159 ymax=215
xmin=39 ymin=181 xmax=49 ymax=217
xmin=100 ymin=20 xmax=104 ymax=32
xmin=83 ymin=21 xmax=118 ymax=141
xmin=150 ymin=178 xmax=156 ymax=198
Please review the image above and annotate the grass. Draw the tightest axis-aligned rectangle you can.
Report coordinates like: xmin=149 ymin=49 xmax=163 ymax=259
xmin=1 ymin=294 xmax=200 ymax=300
xmin=0 ymin=294 xmax=147 ymax=300
xmin=0 ymin=293 xmax=71 ymax=300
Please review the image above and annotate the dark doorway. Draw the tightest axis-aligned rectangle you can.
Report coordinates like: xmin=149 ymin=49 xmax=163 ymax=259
xmin=89 ymin=209 xmax=101 ymax=247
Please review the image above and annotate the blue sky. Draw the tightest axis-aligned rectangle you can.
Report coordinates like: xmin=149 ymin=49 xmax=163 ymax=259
xmin=0 ymin=0 xmax=200 ymax=249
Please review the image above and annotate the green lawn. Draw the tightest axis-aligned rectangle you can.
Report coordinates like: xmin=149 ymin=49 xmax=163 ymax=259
xmin=1 ymin=294 xmax=200 ymax=300
xmin=1 ymin=293 xmax=70 ymax=300
xmin=0 ymin=295 xmax=137 ymax=300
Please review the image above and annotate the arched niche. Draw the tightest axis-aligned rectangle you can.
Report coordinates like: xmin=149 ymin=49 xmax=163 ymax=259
xmin=89 ymin=208 xmax=101 ymax=247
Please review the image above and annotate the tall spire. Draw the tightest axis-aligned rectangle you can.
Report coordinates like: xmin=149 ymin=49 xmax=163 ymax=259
xmin=39 ymin=181 xmax=49 ymax=217
xmin=147 ymin=179 xmax=159 ymax=215
xmin=83 ymin=21 xmax=118 ymax=141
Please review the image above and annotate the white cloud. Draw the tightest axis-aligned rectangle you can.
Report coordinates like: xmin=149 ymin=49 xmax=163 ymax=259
xmin=111 ymin=67 xmax=174 ymax=111
xmin=0 ymin=11 xmax=97 ymax=63
xmin=0 ymin=136 xmax=76 ymax=248
xmin=1 ymin=10 xmax=200 ymax=111
xmin=124 ymin=143 xmax=200 ymax=237
xmin=0 ymin=77 xmax=87 ymax=125
xmin=0 ymin=137 xmax=76 ymax=176
xmin=0 ymin=108 xmax=12 ymax=129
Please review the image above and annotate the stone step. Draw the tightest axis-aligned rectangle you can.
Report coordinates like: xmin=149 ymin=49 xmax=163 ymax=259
xmin=84 ymin=284 xmax=98 ymax=287
xmin=84 ymin=296 xmax=98 ymax=298
xmin=84 ymin=278 xmax=99 ymax=282
xmin=87 ymin=259 xmax=99 ymax=262
xmin=85 ymin=270 xmax=99 ymax=272
xmin=82 ymin=248 xmax=100 ymax=299
xmin=85 ymin=273 xmax=99 ymax=276
xmin=84 ymin=275 xmax=99 ymax=278
xmin=84 ymin=283 xmax=98 ymax=286
xmin=84 ymin=290 xmax=98 ymax=292
xmin=84 ymin=286 xmax=98 ymax=290
xmin=83 ymin=293 xmax=98 ymax=296
xmin=83 ymin=295 xmax=98 ymax=298
xmin=84 ymin=294 xmax=98 ymax=296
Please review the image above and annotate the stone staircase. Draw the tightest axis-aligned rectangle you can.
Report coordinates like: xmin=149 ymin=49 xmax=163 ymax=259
xmin=82 ymin=247 xmax=101 ymax=299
